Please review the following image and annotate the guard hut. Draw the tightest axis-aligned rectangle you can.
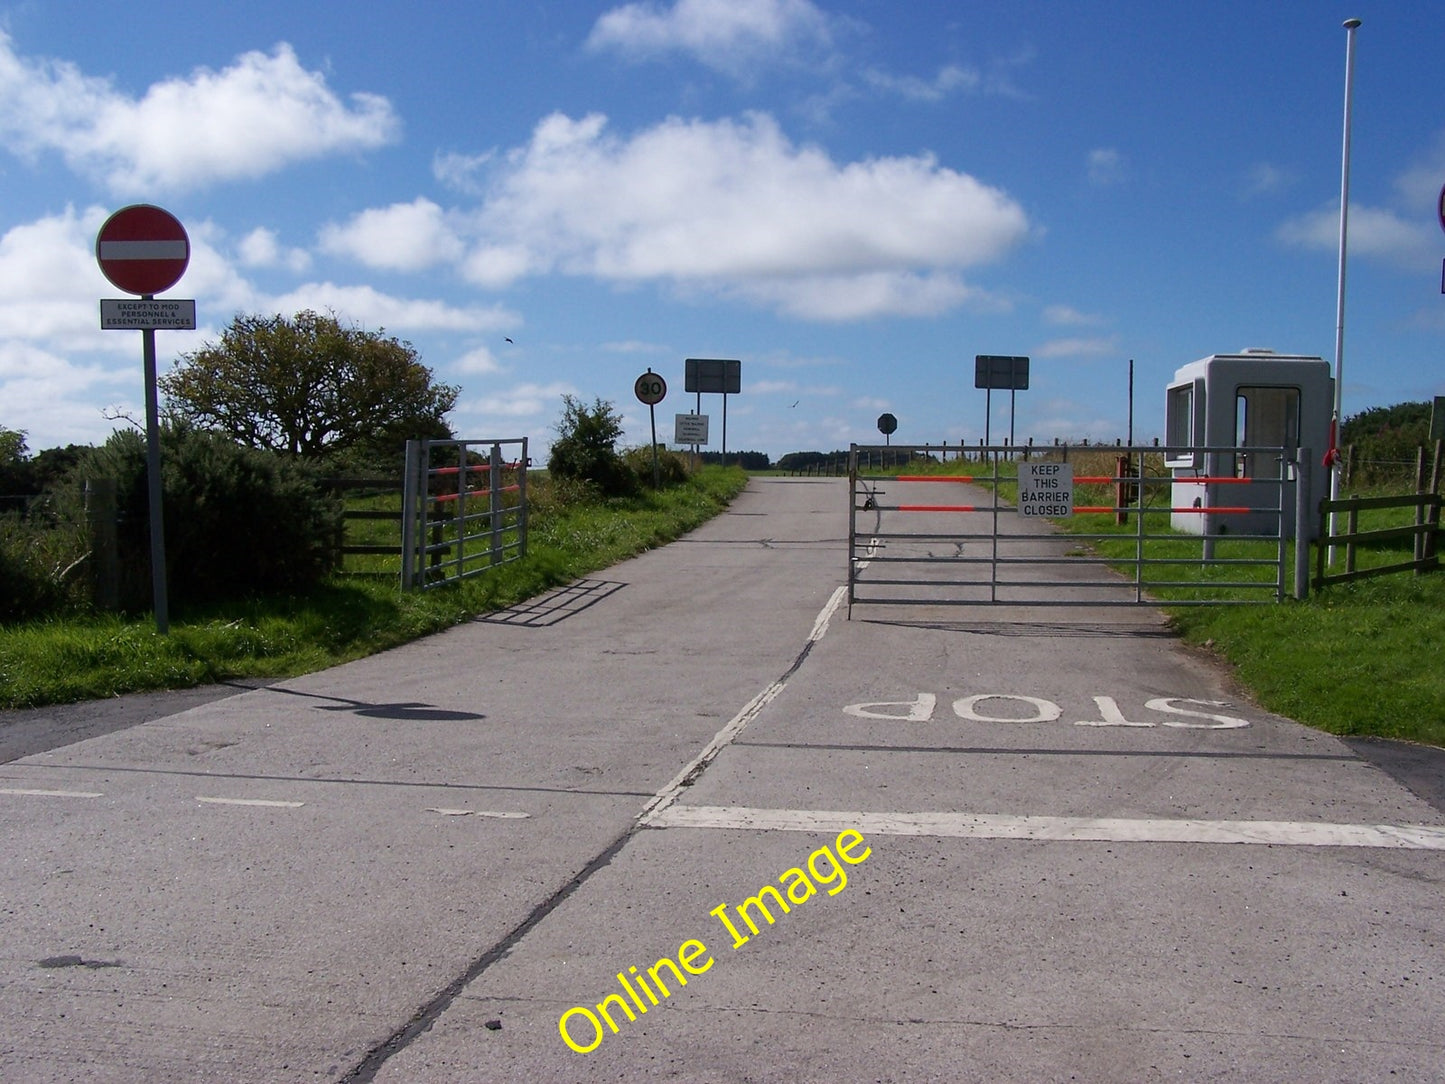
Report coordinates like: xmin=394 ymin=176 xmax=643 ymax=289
xmin=1164 ymin=349 xmax=1332 ymax=540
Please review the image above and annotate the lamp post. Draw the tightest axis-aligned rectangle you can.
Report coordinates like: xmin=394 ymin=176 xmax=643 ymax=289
xmin=1328 ymin=17 xmax=1362 ymax=563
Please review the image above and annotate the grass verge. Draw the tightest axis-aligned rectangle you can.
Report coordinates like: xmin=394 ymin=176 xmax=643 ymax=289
xmin=0 ymin=466 xmax=748 ymax=709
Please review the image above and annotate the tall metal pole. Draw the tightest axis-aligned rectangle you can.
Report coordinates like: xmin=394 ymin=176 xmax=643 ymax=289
xmin=141 ymin=312 xmax=169 ymax=633
xmin=1127 ymin=358 xmax=1134 ymax=445
xmin=1328 ymin=17 xmax=1362 ymax=563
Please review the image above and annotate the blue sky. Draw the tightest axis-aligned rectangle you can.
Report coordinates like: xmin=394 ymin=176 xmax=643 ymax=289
xmin=1 ymin=0 xmax=1441 ymax=460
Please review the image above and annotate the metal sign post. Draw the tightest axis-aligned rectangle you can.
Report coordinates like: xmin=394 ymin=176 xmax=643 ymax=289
xmin=975 ymin=355 xmax=1030 ymax=452
xmin=685 ymin=358 xmax=741 ymax=465
xmin=96 ymin=204 xmax=194 ymax=634
xmin=634 ymin=370 xmax=667 ymax=487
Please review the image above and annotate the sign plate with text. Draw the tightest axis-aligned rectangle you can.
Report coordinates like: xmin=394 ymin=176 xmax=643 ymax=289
xmin=675 ymin=413 xmax=709 ymax=445
xmin=100 ymin=298 xmax=197 ymax=330
xmin=1016 ymin=462 xmax=1073 ymax=518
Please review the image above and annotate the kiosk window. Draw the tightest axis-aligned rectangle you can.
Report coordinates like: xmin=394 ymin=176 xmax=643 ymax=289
xmin=1234 ymin=386 xmax=1299 ymax=478
xmin=1167 ymin=383 xmax=1194 ymax=447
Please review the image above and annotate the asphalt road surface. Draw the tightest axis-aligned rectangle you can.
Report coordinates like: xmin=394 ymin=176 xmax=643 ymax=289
xmin=2 ymin=477 xmax=1442 ymax=1082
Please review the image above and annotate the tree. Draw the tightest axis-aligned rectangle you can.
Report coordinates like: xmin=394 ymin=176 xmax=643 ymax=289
xmin=161 ymin=311 xmax=459 ymax=460
xmin=0 ymin=427 xmax=28 ymax=497
xmin=548 ymin=395 xmax=638 ymax=497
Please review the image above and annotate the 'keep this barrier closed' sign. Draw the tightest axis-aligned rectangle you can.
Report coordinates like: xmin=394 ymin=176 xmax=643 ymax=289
xmin=1016 ymin=462 xmax=1073 ymax=518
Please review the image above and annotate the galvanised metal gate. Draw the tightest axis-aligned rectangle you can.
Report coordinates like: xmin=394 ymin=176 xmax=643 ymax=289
xmin=401 ymin=438 xmax=528 ymax=589
xmin=846 ymin=443 xmax=1312 ymax=613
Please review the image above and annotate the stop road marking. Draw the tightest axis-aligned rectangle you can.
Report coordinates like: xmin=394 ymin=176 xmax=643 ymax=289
xmin=843 ymin=692 xmax=1251 ymax=729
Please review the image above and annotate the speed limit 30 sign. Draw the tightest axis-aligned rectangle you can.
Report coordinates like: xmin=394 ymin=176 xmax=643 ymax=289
xmin=635 ymin=371 xmax=667 ymax=405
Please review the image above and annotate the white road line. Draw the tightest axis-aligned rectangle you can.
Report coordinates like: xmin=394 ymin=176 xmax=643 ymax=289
xmin=425 ymin=808 xmax=529 ymax=818
xmin=647 ymin=804 xmax=1445 ymax=851
xmin=196 ymin=796 xmax=305 ymax=808
xmin=0 ymin=787 xmax=103 ymax=799
xmin=639 ymin=585 xmax=848 ymax=827
xmin=807 ymin=584 xmax=848 ymax=643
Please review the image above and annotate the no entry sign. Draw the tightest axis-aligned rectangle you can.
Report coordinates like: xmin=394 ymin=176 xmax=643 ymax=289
xmin=95 ymin=204 xmax=190 ymax=295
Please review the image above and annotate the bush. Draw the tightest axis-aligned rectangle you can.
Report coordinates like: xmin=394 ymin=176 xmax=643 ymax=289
xmin=72 ymin=425 xmax=343 ymax=612
xmin=623 ymin=445 xmax=691 ymax=487
xmin=548 ymin=396 xmax=639 ymax=497
xmin=0 ymin=507 xmax=87 ymax=622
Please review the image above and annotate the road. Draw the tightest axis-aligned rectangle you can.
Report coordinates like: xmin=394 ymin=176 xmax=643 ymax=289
xmin=2 ymin=477 xmax=1442 ymax=1082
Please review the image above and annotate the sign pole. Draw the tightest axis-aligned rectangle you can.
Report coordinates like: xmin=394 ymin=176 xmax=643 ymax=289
xmin=648 ymin=370 xmax=660 ymax=488
xmin=632 ymin=369 xmax=667 ymax=488
xmin=985 ymin=387 xmax=992 ymax=447
xmin=141 ymin=307 xmax=169 ymax=634
xmin=1328 ymin=17 xmax=1363 ymax=565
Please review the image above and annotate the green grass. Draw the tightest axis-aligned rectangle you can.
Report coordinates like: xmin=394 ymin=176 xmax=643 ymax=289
xmin=0 ymin=466 xmax=748 ymax=709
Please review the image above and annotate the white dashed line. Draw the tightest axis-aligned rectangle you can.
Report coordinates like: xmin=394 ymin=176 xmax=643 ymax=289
xmin=425 ymin=808 xmax=529 ymax=818
xmin=0 ymin=787 xmax=103 ymax=799
xmin=196 ymin=796 xmax=305 ymax=808
xmin=648 ymin=804 xmax=1445 ymax=851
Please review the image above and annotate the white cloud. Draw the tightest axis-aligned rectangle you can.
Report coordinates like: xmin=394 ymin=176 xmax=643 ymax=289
xmin=237 ymin=227 xmax=311 ymax=272
xmin=1242 ymin=162 xmax=1292 ymax=198
xmin=587 ymin=0 xmax=833 ymax=74
xmin=732 ymin=270 xmax=994 ymax=322
xmin=452 ymin=346 xmax=503 ymax=375
xmin=1043 ymin=304 xmax=1103 ymax=327
xmin=1276 ymin=202 xmax=1436 ymax=268
xmin=467 ymin=110 xmax=1029 ymax=319
xmin=460 ymin=381 xmax=578 ymax=419
xmin=601 ymin=339 xmax=670 ymax=355
xmin=1035 ymin=336 xmax=1119 ymax=359
xmin=266 ymin=283 xmax=519 ymax=334
xmin=0 ymin=206 xmax=113 ymax=348
xmin=0 ymin=341 xmax=134 ymax=443
xmin=862 ymin=64 xmax=980 ymax=103
xmin=751 ymin=379 xmax=799 ymax=394
xmin=1087 ymin=147 xmax=1125 ymax=186
xmin=0 ymin=33 xmax=399 ymax=194
xmin=319 ymin=198 xmax=465 ymax=272
xmin=1393 ymin=130 xmax=1445 ymax=208
xmin=433 ymin=149 xmax=494 ymax=195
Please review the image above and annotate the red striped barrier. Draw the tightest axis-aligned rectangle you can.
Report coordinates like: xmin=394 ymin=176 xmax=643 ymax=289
xmin=432 ymin=461 xmax=522 ymax=476
xmin=898 ymin=504 xmax=979 ymax=513
xmin=432 ymin=483 xmax=523 ymax=504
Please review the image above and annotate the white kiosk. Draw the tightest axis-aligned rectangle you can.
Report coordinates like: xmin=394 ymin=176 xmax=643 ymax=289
xmin=1164 ymin=349 xmax=1332 ymax=540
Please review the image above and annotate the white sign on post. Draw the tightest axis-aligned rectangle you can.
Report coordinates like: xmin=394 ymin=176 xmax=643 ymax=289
xmin=100 ymin=299 xmax=197 ymax=330
xmin=675 ymin=413 xmax=709 ymax=445
xmin=1016 ymin=462 xmax=1073 ymax=517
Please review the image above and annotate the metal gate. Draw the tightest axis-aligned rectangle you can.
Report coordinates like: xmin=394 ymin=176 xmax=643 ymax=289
xmin=847 ymin=443 xmax=1312 ymax=613
xmin=401 ymin=438 xmax=528 ymax=589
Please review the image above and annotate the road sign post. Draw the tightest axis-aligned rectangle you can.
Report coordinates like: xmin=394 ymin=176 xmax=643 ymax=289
xmin=634 ymin=370 xmax=667 ymax=487
xmin=975 ymin=355 xmax=1030 ymax=449
xmin=685 ymin=359 xmax=740 ymax=464
xmin=96 ymin=205 xmax=193 ymax=634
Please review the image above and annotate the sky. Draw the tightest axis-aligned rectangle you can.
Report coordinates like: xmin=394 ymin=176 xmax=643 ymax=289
xmin=1 ymin=0 xmax=1442 ymax=462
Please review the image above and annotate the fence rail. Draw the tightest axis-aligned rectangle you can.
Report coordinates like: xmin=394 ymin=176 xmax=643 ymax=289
xmin=847 ymin=443 xmax=1310 ymax=613
xmin=401 ymin=438 xmax=529 ymax=590
xmin=322 ymin=477 xmax=406 ymax=574
xmin=1314 ymin=492 xmax=1441 ymax=588
xmin=1314 ymin=440 xmax=1442 ymax=589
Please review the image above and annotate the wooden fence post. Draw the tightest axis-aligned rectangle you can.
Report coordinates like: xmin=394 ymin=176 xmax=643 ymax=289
xmin=1345 ymin=498 xmax=1358 ymax=576
xmin=84 ymin=478 xmax=118 ymax=611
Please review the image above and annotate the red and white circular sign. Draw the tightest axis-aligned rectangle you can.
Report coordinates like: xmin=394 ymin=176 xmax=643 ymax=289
xmin=95 ymin=204 xmax=190 ymax=296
